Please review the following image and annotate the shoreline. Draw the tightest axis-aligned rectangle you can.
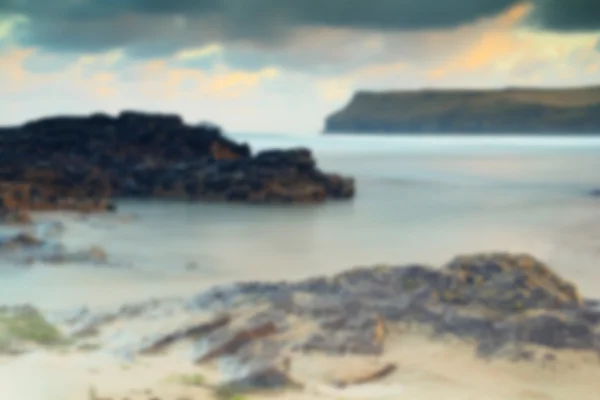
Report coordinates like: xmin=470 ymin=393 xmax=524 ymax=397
xmin=3 ymin=194 xmax=600 ymax=310
xmin=0 ymin=216 xmax=599 ymax=399
xmin=0 ymin=125 xmax=599 ymax=399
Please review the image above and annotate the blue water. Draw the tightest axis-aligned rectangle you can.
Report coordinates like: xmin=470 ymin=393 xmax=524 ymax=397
xmin=2 ymin=134 xmax=600 ymax=309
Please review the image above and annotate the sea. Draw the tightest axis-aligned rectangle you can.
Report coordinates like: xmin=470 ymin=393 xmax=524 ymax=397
xmin=2 ymin=134 xmax=600 ymax=310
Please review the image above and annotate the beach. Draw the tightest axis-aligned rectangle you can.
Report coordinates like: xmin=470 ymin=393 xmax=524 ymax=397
xmin=2 ymin=332 xmax=600 ymax=400
xmin=1 ymin=134 xmax=600 ymax=399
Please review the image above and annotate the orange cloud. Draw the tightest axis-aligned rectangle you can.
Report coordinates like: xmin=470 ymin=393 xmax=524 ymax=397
xmin=495 ymin=2 xmax=532 ymax=28
xmin=204 ymin=68 xmax=280 ymax=98
xmin=428 ymin=32 xmax=517 ymax=78
xmin=87 ymin=73 xmax=118 ymax=97
xmin=426 ymin=2 xmax=600 ymax=83
xmin=134 ymin=57 xmax=280 ymax=99
xmin=427 ymin=3 xmax=533 ymax=79
xmin=1 ymin=45 xmax=283 ymax=103
xmin=0 ymin=47 xmax=124 ymax=99
xmin=0 ymin=48 xmax=36 ymax=89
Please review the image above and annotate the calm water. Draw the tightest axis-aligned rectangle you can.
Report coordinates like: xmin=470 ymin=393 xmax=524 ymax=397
xmin=2 ymin=134 xmax=600 ymax=309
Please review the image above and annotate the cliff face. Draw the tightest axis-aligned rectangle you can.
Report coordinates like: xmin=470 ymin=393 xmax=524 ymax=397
xmin=324 ymin=86 xmax=600 ymax=134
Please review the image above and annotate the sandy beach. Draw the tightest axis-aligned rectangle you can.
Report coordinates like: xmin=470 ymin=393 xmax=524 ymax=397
xmin=4 ymin=0 xmax=600 ymax=395
xmin=1 ymin=330 xmax=599 ymax=400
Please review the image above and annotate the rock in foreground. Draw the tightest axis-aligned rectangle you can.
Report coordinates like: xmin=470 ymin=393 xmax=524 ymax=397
xmin=43 ymin=253 xmax=600 ymax=393
xmin=0 ymin=111 xmax=354 ymax=213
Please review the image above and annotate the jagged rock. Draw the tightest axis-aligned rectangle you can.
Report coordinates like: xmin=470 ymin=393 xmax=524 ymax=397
xmin=67 ymin=312 xmax=119 ymax=338
xmin=286 ymin=253 xmax=600 ymax=358
xmin=219 ymin=359 xmax=296 ymax=391
xmin=186 ymin=282 xmax=288 ymax=312
xmin=0 ymin=232 xmax=65 ymax=264
xmin=330 ymin=362 xmax=397 ymax=388
xmin=0 ymin=232 xmax=117 ymax=266
xmin=0 ymin=112 xmax=354 ymax=210
xmin=495 ymin=314 xmax=597 ymax=350
xmin=52 ymin=245 xmax=109 ymax=264
xmin=19 ymin=252 xmax=599 ymax=372
xmin=87 ymin=246 xmax=108 ymax=263
xmin=443 ymin=253 xmax=582 ymax=311
xmin=0 ymin=232 xmax=42 ymax=249
xmin=0 ymin=208 xmax=31 ymax=224
xmin=217 ymin=338 xmax=295 ymax=390
xmin=138 ymin=315 xmax=231 ymax=354
xmin=191 ymin=319 xmax=280 ymax=363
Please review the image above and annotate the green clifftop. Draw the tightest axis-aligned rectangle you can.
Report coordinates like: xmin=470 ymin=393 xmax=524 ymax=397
xmin=324 ymin=86 xmax=600 ymax=134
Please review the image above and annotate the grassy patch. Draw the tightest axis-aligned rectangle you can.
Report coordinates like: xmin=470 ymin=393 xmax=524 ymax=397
xmin=0 ymin=309 xmax=64 ymax=351
xmin=168 ymin=373 xmax=207 ymax=387
xmin=214 ymin=385 xmax=248 ymax=400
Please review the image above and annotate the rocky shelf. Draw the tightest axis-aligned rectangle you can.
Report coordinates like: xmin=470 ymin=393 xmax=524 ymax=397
xmin=0 ymin=111 xmax=354 ymax=217
xmin=10 ymin=252 xmax=595 ymax=397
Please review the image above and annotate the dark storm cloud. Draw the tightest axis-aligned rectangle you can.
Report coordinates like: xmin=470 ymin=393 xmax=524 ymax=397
xmin=526 ymin=0 xmax=600 ymax=31
xmin=0 ymin=0 xmax=599 ymax=57
xmin=1 ymin=0 xmax=520 ymax=54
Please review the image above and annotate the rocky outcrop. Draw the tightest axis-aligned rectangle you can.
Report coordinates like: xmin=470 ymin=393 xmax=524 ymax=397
xmin=0 ymin=231 xmax=110 ymax=265
xmin=0 ymin=111 xmax=354 ymax=214
xmin=41 ymin=253 xmax=600 ymax=394
xmin=325 ymin=86 xmax=600 ymax=134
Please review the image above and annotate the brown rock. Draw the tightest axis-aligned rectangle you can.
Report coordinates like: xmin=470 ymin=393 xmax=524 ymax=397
xmin=87 ymin=246 xmax=109 ymax=263
xmin=444 ymin=252 xmax=583 ymax=311
xmin=211 ymin=141 xmax=244 ymax=161
xmin=139 ymin=315 xmax=231 ymax=354
xmin=0 ymin=208 xmax=32 ymax=224
xmin=331 ymin=362 xmax=397 ymax=388
xmin=192 ymin=321 xmax=279 ymax=363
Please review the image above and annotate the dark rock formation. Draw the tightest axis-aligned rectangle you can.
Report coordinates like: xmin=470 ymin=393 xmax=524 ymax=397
xmin=286 ymin=253 xmax=594 ymax=357
xmin=0 ymin=207 xmax=31 ymax=225
xmin=187 ymin=252 xmax=597 ymax=359
xmin=0 ymin=231 xmax=110 ymax=265
xmin=139 ymin=315 xmax=231 ymax=354
xmin=10 ymin=252 xmax=593 ymax=395
xmin=0 ymin=111 xmax=354 ymax=214
xmin=36 ymin=252 xmax=600 ymax=393
xmin=325 ymin=87 xmax=600 ymax=134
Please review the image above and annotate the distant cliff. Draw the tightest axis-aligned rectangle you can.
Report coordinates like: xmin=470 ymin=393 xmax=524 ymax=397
xmin=324 ymin=86 xmax=600 ymax=134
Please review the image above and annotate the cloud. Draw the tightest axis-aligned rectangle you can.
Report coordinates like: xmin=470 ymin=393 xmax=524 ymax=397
xmin=0 ymin=44 xmax=282 ymax=104
xmin=0 ymin=0 xmax=521 ymax=56
xmin=0 ymin=44 xmax=322 ymax=133
xmin=526 ymin=0 xmax=600 ymax=31
xmin=310 ymin=3 xmax=600 ymax=110
xmin=1 ymin=1 xmax=597 ymax=77
xmin=3 ymin=0 xmax=599 ymax=58
xmin=205 ymin=3 xmax=532 ymax=76
xmin=0 ymin=42 xmax=304 ymax=133
xmin=171 ymin=43 xmax=223 ymax=70
xmin=1 ymin=1 xmax=599 ymax=134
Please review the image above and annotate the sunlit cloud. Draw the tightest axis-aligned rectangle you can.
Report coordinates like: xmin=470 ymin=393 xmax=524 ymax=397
xmin=175 ymin=44 xmax=223 ymax=61
xmin=1 ymin=1 xmax=600 ymax=133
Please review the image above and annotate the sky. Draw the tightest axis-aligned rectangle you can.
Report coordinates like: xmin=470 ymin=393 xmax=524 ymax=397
xmin=1 ymin=0 xmax=600 ymax=134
